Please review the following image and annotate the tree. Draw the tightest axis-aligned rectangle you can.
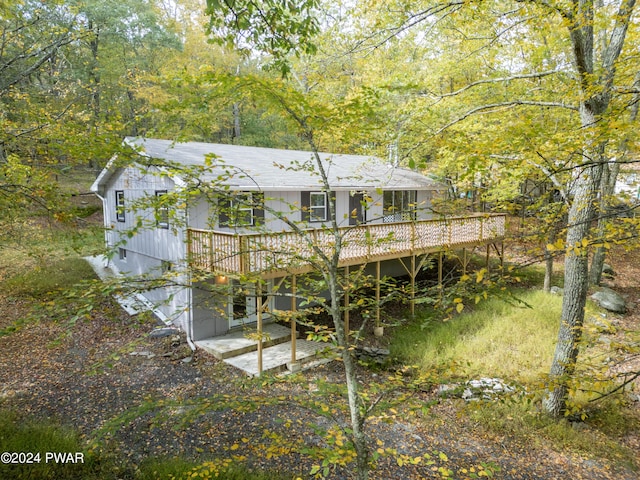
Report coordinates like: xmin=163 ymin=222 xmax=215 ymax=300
xmin=0 ymin=0 xmax=182 ymax=245
xmin=347 ymin=0 xmax=638 ymax=417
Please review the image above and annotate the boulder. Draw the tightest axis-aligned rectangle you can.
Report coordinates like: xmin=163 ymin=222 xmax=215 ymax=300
xmin=590 ymin=287 xmax=626 ymax=314
xmin=354 ymin=347 xmax=390 ymax=365
xmin=149 ymin=327 xmax=180 ymax=338
xmin=549 ymin=286 xmax=564 ymax=296
xmin=602 ymin=263 xmax=615 ymax=277
xmin=462 ymin=378 xmax=515 ymax=401
xmin=438 ymin=378 xmax=517 ymax=402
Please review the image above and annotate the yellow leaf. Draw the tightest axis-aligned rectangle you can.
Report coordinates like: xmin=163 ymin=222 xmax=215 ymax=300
xmin=456 ymin=303 xmax=464 ymax=313
xmin=230 ymin=443 xmax=239 ymax=451
xmin=582 ymin=238 xmax=589 ymax=247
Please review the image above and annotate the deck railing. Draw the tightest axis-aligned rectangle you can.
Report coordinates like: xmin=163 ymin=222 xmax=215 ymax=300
xmin=187 ymin=213 xmax=506 ymax=275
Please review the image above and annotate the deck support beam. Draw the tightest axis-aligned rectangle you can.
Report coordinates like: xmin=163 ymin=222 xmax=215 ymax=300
xmin=438 ymin=251 xmax=443 ymax=298
xmin=291 ymin=275 xmax=297 ymax=365
xmin=375 ymin=261 xmax=382 ymax=336
xmin=398 ymin=254 xmax=432 ymax=318
xmin=410 ymin=255 xmax=416 ymax=318
xmin=257 ymin=281 xmax=263 ymax=376
xmin=344 ymin=265 xmax=350 ymax=340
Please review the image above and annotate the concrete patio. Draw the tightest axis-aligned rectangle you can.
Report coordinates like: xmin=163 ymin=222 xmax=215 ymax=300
xmin=195 ymin=323 xmax=335 ymax=376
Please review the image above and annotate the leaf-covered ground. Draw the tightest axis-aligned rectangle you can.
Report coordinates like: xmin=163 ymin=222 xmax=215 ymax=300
xmin=1 ymin=257 xmax=639 ymax=479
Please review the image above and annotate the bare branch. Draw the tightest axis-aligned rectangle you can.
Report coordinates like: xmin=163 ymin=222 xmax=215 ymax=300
xmin=434 ymin=100 xmax=579 ymax=135
xmin=425 ymin=69 xmax=562 ymax=98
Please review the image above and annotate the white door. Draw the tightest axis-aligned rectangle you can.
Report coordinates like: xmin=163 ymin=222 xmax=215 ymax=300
xmin=229 ymin=281 xmax=271 ymax=328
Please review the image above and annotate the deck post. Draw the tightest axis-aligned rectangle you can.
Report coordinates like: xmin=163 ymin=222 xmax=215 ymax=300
xmin=291 ymin=275 xmax=297 ymax=365
xmin=462 ymin=248 xmax=467 ymax=276
xmin=438 ymin=251 xmax=443 ymax=299
xmin=486 ymin=244 xmax=491 ymax=272
xmin=374 ymin=261 xmax=382 ymax=337
xmin=410 ymin=255 xmax=416 ymax=318
xmin=344 ymin=265 xmax=350 ymax=339
xmin=208 ymin=231 xmax=214 ymax=270
xmin=257 ymin=281 xmax=263 ymax=376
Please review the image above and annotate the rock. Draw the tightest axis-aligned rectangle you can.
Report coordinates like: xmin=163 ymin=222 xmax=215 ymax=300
xmin=462 ymin=378 xmax=516 ymax=402
xmin=129 ymin=351 xmax=156 ymax=359
xmin=149 ymin=327 xmax=180 ymax=338
xmin=588 ymin=315 xmax=616 ymax=334
xmin=602 ymin=263 xmax=615 ymax=277
xmin=181 ymin=356 xmax=193 ymax=364
xmin=437 ymin=383 xmax=463 ymax=398
xmin=590 ymin=287 xmax=627 ymax=313
xmin=438 ymin=378 xmax=517 ymax=401
xmin=550 ymin=286 xmax=564 ymax=295
xmin=354 ymin=347 xmax=390 ymax=365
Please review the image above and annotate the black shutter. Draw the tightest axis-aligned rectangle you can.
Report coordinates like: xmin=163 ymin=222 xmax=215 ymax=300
xmin=218 ymin=195 xmax=230 ymax=227
xmin=301 ymin=191 xmax=310 ymax=222
xmin=253 ymin=192 xmax=265 ymax=226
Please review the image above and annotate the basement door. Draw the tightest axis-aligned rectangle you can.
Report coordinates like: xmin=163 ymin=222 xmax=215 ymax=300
xmin=229 ymin=281 xmax=272 ymax=328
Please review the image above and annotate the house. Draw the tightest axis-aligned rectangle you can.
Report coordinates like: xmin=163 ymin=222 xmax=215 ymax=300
xmin=91 ymin=137 xmax=505 ymax=372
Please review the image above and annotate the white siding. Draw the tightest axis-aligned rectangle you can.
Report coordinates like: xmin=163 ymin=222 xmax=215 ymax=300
xmin=104 ymin=166 xmax=185 ymax=264
xmin=187 ymin=188 xmax=437 ymax=232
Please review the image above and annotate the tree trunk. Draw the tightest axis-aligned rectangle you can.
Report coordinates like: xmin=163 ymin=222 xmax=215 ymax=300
xmin=232 ymin=102 xmax=241 ymax=142
xmin=543 ymin=0 xmax=636 ymax=418
xmin=327 ymin=269 xmax=369 ymax=479
xmin=591 ymin=71 xmax=640 ymax=284
xmin=544 ymin=108 xmax=604 ymax=416
xmin=590 ymin=161 xmax=619 ymax=285
xmin=543 ymin=248 xmax=554 ymax=293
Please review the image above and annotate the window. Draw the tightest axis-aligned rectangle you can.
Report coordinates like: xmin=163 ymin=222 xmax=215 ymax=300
xmin=115 ymin=191 xmax=125 ymax=222
xmin=309 ymin=192 xmax=328 ymax=221
xmin=156 ymin=190 xmax=169 ymax=229
xmin=219 ymin=192 xmax=264 ymax=227
xmin=118 ymin=248 xmax=127 ymax=261
xmin=234 ymin=192 xmax=255 ymax=226
xmin=301 ymin=191 xmax=330 ymax=222
xmin=383 ymin=190 xmax=417 ymax=223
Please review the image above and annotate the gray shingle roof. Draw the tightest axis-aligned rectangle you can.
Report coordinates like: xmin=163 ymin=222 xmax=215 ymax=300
xmin=125 ymin=137 xmax=441 ymax=191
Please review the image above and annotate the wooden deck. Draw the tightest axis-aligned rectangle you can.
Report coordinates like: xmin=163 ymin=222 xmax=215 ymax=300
xmin=187 ymin=213 xmax=505 ymax=277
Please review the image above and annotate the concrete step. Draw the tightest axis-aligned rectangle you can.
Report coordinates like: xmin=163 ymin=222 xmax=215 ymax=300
xmin=223 ymin=340 xmax=335 ymax=376
xmin=195 ymin=323 xmax=292 ymax=360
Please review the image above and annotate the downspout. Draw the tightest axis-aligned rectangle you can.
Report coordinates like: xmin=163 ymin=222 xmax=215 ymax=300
xmin=182 ymin=191 xmax=196 ymax=351
xmin=92 ymin=188 xmax=111 ymax=268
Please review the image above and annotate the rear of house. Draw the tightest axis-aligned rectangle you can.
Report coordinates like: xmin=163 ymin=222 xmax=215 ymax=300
xmin=92 ymin=137 xmax=504 ymax=349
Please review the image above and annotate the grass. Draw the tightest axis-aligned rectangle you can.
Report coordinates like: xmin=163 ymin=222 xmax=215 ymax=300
xmin=466 ymin=397 xmax=639 ymax=469
xmin=391 ymin=281 xmax=639 ymax=471
xmin=4 ymin=257 xmax=97 ymax=298
xmin=0 ymin=408 xmax=296 ymax=480
xmin=0 ymin=410 xmax=107 ymax=480
xmin=391 ymin=289 xmax=562 ymax=383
